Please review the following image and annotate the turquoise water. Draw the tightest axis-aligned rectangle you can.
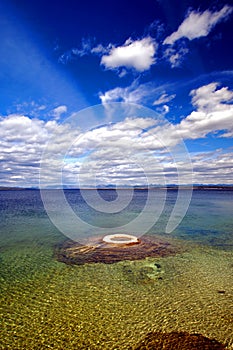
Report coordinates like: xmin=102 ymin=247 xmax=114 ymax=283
xmin=0 ymin=189 xmax=233 ymax=349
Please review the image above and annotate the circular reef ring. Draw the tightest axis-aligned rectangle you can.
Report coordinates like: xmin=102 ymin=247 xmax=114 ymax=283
xmin=102 ymin=233 xmax=139 ymax=245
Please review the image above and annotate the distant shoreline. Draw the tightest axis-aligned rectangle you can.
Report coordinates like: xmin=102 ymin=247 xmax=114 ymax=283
xmin=1 ymin=185 xmax=233 ymax=191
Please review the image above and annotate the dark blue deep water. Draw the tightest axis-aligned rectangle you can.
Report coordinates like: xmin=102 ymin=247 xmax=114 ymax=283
xmin=0 ymin=189 xmax=232 ymax=248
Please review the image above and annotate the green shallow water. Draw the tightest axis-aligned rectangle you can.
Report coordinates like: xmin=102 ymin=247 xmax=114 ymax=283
xmin=0 ymin=236 xmax=233 ymax=349
xmin=0 ymin=189 xmax=233 ymax=349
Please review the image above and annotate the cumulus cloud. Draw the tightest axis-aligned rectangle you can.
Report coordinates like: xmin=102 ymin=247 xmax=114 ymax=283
xmin=1 ymin=83 xmax=233 ymax=187
xmin=100 ymin=37 xmax=157 ymax=72
xmin=167 ymin=82 xmax=233 ymax=142
xmin=163 ymin=5 xmax=233 ymax=45
xmin=175 ymin=83 xmax=233 ymax=140
xmin=190 ymin=149 xmax=233 ymax=184
xmin=61 ymin=108 xmax=233 ymax=186
xmin=98 ymin=82 xmax=233 ymax=166
xmin=99 ymin=80 xmax=233 ymax=142
xmin=0 ymin=114 xmax=80 ymax=187
xmin=59 ymin=36 xmax=158 ymax=74
xmin=190 ymin=82 xmax=233 ymax=112
xmin=58 ymin=6 xmax=233 ymax=71
xmin=51 ymin=81 xmax=233 ymax=186
xmin=58 ymin=36 xmax=157 ymax=73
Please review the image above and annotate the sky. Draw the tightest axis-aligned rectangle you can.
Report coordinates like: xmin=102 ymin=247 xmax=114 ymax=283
xmin=0 ymin=0 xmax=233 ymax=187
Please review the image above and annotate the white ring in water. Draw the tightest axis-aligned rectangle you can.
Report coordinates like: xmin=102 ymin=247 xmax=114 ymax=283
xmin=103 ymin=234 xmax=139 ymax=244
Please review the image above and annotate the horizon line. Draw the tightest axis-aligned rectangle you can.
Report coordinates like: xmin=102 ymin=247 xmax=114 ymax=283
xmin=1 ymin=184 xmax=233 ymax=190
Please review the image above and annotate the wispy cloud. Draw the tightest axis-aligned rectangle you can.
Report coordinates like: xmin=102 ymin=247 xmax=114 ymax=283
xmin=11 ymin=101 xmax=47 ymax=118
xmin=163 ymin=45 xmax=189 ymax=68
xmin=58 ymin=38 xmax=93 ymax=64
xmin=163 ymin=5 xmax=233 ymax=45
xmin=99 ymin=80 xmax=178 ymax=117
xmin=99 ymin=80 xmax=173 ymax=106
xmin=153 ymin=93 xmax=176 ymax=106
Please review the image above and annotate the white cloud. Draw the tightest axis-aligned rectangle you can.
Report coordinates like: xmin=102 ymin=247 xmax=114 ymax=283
xmin=99 ymin=83 xmax=147 ymax=105
xmin=163 ymin=46 xmax=189 ymax=68
xmin=190 ymin=149 xmax=233 ymax=184
xmin=58 ymin=38 xmax=94 ymax=63
xmin=153 ymin=93 xmax=176 ymax=106
xmin=59 ymin=36 xmax=158 ymax=73
xmin=175 ymin=83 xmax=233 ymax=140
xmin=99 ymin=81 xmax=173 ymax=107
xmin=1 ymin=83 xmax=233 ymax=187
xmin=99 ymin=81 xmax=233 ymax=143
xmin=63 ymin=81 xmax=233 ymax=184
xmin=61 ymin=111 xmax=233 ymax=186
xmin=58 ymin=36 xmax=158 ymax=73
xmin=101 ymin=37 xmax=157 ymax=72
xmin=163 ymin=5 xmax=233 ymax=45
xmin=99 ymin=82 xmax=233 ymax=160
xmin=91 ymin=43 xmax=112 ymax=54
xmin=58 ymin=8 xmax=233 ymax=72
xmin=52 ymin=105 xmax=67 ymax=119
xmin=11 ymin=101 xmax=47 ymax=118
xmin=190 ymin=82 xmax=233 ymax=112
xmin=162 ymin=105 xmax=170 ymax=114
xmin=0 ymin=114 xmax=81 ymax=187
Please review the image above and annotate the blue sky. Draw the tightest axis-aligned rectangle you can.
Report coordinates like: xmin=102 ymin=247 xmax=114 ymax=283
xmin=0 ymin=0 xmax=233 ymax=187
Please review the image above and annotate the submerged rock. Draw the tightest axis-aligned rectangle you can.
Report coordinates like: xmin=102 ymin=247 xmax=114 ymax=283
xmin=132 ymin=331 xmax=226 ymax=350
xmin=122 ymin=261 xmax=164 ymax=285
xmin=55 ymin=235 xmax=182 ymax=265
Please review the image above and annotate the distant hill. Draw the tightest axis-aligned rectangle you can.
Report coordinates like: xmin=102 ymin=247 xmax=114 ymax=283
xmin=0 ymin=187 xmax=38 ymax=191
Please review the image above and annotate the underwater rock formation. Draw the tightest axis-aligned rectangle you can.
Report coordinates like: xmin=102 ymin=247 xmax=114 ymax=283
xmin=122 ymin=260 xmax=164 ymax=285
xmin=132 ymin=331 xmax=226 ymax=350
xmin=55 ymin=235 xmax=182 ymax=265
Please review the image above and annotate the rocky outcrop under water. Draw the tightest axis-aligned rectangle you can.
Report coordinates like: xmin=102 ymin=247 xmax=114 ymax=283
xmin=55 ymin=235 xmax=184 ymax=265
xmin=132 ymin=331 xmax=227 ymax=349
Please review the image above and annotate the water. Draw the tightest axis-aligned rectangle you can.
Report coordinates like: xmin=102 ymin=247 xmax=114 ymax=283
xmin=0 ymin=189 xmax=233 ymax=349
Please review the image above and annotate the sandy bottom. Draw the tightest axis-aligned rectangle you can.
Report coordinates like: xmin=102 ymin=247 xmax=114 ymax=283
xmin=0 ymin=238 xmax=233 ymax=349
